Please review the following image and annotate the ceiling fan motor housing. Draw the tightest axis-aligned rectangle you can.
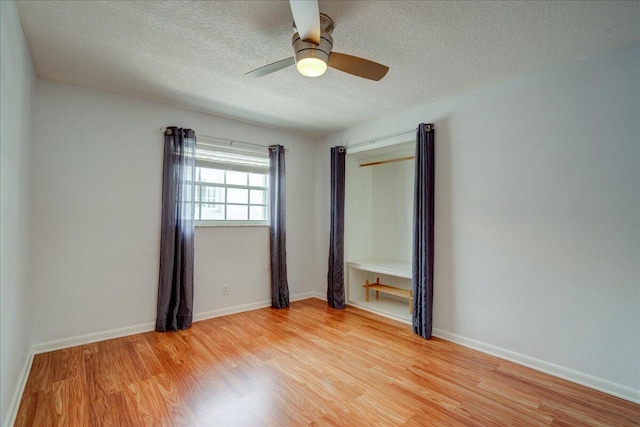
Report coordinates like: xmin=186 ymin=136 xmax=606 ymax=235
xmin=292 ymin=31 xmax=333 ymax=65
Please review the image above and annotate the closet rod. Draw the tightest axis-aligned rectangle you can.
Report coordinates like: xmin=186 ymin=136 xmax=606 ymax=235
xmin=360 ymin=156 xmax=415 ymax=168
xmin=160 ymin=127 xmax=287 ymax=151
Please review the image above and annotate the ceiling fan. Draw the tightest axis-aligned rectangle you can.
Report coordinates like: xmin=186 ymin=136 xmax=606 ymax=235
xmin=246 ymin=0 xmax=389 ymax=81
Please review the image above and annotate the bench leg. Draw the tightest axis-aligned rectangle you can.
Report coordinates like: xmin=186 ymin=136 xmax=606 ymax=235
xmin=375 ymin=291 xmax=379 ymax=299
xmin=365 ymin=279 xmax=370 ymax=302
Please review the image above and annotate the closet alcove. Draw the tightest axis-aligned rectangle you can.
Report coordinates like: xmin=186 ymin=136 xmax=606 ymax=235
xmin=345 ymin=135 xmax=415 ymax=323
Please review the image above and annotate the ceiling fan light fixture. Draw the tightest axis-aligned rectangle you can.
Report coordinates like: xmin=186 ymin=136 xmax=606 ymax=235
xmin=296 ymin=57 xmax=327 ymax=77
xmin=292 ymin=31 xmax=333 ymax=78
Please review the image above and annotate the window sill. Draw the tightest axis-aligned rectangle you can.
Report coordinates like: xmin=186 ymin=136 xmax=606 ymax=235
xmin=195 ymin=221 xmax=269 ymax=228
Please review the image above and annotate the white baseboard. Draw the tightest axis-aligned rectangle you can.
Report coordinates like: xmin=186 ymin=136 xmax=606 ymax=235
xmin=431 ymin=328 xmax=640 ymax=404
xmin=3 ymin=350 xmax=34 ymax=427
xmin=293 ymin=291 xmax=324 ymax=302
xmin=193 ymin=292 xmax=324 ymax=322
xmin=307 ymin=291 xmax=326 ymax=301
xmin=193 ymin=300 xmax=272 ymax=322
xmin=32 ymin=321 xmax=156 ymax=355
xmin=33 ymin=292 xmax=322 ymax=355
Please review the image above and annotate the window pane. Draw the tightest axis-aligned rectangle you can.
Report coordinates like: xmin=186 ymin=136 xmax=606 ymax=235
xmin=227 ymin=188 xmax=248 ymax=204
xmin=227 ymin=205 xmax=248 ymax=220
xmin=250 ymin=205 xmax=266 ymax=220
xmin=250 ymin=189 xmax=266 ymax=204
xmin=202 ymin=186 xmax=224 ymax=203
xmin=201 ymin=204 xmax=225 ymax=220
xmin=249 ymin=173 xmax=267 ymax=187
xmin=226 ymin=171 xmax=247 ymax=186
xmin=200 ymin=168 xmax=224 ymax=183
xmin=194 ymin=159 xmax=269 ymax=223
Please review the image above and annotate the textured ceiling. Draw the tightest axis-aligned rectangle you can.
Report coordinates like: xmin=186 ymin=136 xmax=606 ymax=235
xmin=16 ymin=1 xmax=640 ymax=138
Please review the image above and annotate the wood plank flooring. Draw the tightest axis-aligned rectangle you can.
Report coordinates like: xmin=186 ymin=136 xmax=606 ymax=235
xmin=15 ymin=298 xmax=640 ymax=426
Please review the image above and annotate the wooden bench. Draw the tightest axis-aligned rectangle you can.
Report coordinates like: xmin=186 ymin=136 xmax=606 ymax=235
xmin=364 ymin=277 xmax=413 ymax=313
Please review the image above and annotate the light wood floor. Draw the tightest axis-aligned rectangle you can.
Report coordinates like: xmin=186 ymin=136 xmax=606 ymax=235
xmin=16 ymin=298 xmax=640 ymax=426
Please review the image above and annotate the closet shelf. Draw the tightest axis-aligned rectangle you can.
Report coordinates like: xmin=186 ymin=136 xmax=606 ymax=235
xmin=347 ymin=258 xmax=412 ymax=279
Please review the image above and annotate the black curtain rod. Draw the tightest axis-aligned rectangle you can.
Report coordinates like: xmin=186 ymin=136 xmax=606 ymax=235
xmin=160 ymin=127 xmax=287 ymax=151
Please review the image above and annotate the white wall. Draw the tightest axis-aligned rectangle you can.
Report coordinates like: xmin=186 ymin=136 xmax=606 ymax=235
xmin=30 ymin=80 xmax=317 ymax=346
xmin=370 ymin=161 xmax=414 ymax=262
xmin=194 ymin=226 xmax=271 ymax=315
xmin=0 ymin=1 xmax=36 ymax=425
xmin=316 ymin=42 xmax=640 ymax=398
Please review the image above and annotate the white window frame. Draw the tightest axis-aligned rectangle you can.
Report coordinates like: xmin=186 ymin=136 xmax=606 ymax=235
xmin=194 ymin=146 xmax=269 ymax=226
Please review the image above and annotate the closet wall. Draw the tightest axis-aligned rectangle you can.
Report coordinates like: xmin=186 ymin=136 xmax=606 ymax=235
xmin=344 ymin=158 xmax=372 ymax=262
xmin=370 ymin=160 xmax=413 ymax=262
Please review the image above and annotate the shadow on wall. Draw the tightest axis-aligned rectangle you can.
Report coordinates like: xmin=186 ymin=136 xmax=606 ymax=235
xmin=432 ymin=117 xmax=455 ymax=332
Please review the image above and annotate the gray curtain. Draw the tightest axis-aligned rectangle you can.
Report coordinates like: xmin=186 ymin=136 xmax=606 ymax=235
xmin=327 ymin=146 xmax=346 ymax=308
xmin=412 ymin=123 xmax=435 ymax=339
xmin=156 ymin=127 xmax=196 ymax=332
xmin=269 ymin=145 xmax=290 ymax=309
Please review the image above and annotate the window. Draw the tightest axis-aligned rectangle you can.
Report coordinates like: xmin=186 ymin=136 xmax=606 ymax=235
xmin=194 ymin=145 xmax=269 ymax=225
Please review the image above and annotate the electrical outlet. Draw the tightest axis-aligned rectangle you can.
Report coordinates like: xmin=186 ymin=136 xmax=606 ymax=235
xmin=223 ymin=285 xmax=229 ymax=295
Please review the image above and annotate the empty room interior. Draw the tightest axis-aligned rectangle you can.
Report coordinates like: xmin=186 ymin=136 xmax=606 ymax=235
xmin=1 ymin=0 xmax=639 ymax=426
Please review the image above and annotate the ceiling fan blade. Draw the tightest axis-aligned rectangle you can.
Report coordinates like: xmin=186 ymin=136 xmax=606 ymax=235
xmin=245 ymin=57 xmax=295 ymax=77
xmin=289 ymin=0 xmax=320 ymax=44
xmin=328 ymin=52 xmax=389 ymax=81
